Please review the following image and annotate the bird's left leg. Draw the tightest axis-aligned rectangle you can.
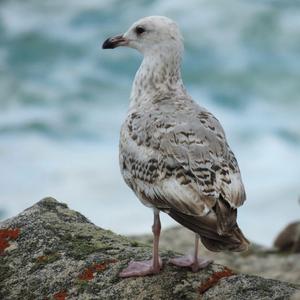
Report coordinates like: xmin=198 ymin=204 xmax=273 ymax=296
xmin=169 ymin=234 xmax=212 ymax=272
xmin=119 ymin=209 xmax=163 ymax=277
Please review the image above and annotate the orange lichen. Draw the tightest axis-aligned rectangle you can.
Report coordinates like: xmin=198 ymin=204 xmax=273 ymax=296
xmin=0 ymin=228 xmax=20 ymax=239
xmin=36 ymin=255 xmax=48 ymax=263
xmin=78 ymin=268 xmax=94 ymax=281
xmin=0 ymin=239 xmax=9 ymax=254
xmin=78 ymin=259 xmax=118 ymax=281
xmin=0 ymin=228 xmax=20 ymax=255
xmin=53 ymin=290 xmax=68 ymax=300
xmin=198 ymin=267 xmax=235 ymax=294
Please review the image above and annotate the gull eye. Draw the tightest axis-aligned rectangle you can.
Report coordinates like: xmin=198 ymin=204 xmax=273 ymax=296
xmin=135 ymin=26 xmax=146 ymax=35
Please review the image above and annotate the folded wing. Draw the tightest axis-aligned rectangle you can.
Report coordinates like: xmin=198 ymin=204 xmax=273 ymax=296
xmin=120 ymin=101 xmax=249 ymax=251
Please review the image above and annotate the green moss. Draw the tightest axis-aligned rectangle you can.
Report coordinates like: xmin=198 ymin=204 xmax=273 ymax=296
xmin=66 ymin=236 xmax=110 ymax=259
xmin=130 ymin=241 xmax=139 ymax=247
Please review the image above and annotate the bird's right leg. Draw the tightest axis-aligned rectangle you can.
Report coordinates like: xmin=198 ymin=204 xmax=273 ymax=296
xmin=119 ymin=210 xmax=163 ymax=277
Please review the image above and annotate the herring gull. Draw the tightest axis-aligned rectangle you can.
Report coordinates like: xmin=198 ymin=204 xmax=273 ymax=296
xmin=102 ymin=16 xmax=249 ymax=277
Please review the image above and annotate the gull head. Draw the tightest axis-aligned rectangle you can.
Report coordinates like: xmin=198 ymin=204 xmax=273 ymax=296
xmin=102 ymin=16 xmax=183 ymax=56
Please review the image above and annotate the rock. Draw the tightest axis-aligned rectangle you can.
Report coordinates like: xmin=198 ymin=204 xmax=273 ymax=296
xmin=202 ymin=274 xmax=299 ymax=300
xmin=274 ymin=221 xmax=300 ymax=253
xmin=132 ymin=226 xmax=300 ymax=285
xmin=0 ymin=197 xmax=299 ymax=300
xmin=291 ymin=290 xmax=300 ymax=300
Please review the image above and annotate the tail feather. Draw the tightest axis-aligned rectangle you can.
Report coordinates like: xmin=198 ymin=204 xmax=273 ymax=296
xmin=168 ymin=208 xmax=249 ymax=252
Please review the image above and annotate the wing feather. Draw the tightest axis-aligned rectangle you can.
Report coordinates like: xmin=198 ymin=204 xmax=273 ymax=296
xmin=120 ymin=101 xmax=246 ymax=220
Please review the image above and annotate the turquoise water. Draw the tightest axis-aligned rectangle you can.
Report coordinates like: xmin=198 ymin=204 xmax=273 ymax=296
xmin=0 ymin=0 xmax=299 ymax=246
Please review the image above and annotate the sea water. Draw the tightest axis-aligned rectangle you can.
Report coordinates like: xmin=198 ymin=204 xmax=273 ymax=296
xmin=0 ymin=0 xmax=299 ymax=246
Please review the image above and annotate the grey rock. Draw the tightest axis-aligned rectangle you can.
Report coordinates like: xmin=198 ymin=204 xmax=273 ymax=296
xmin=291 ymin=290 xmax=300 ymax=300
xmin=132 ymin=226 xmax=300 ymax=285
xmin=0 ymin=197 xmax=299 ymax=300
xmin=202 ymin=275 xmax=299 ymax=300
xmin=274 ymin=221 xmax=300 ymax=253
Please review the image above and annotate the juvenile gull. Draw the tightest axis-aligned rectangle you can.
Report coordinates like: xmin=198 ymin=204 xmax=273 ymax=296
xmin=103 ymin=16 xmax=249 ymax=277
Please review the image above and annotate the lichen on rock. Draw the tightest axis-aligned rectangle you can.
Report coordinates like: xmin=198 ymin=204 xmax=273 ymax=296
xmin=0 ymin=197 xmax=299 ymax=300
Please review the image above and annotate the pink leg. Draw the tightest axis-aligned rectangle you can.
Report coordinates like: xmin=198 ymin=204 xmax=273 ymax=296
xmin=169 ymin=234 xmax=212 ymax=272
xmin=119 ymin=210 xmax=163 ymax=277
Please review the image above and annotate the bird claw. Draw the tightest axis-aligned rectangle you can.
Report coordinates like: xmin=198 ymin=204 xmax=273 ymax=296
xmin=169 ymin=255 xmax=212 ymax=272
xmin=119 ymin=258 xmax=163 ymax=277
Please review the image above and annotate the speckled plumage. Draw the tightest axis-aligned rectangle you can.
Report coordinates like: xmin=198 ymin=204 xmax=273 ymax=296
xmin=118 ymin=16 xmax=249 ymax=252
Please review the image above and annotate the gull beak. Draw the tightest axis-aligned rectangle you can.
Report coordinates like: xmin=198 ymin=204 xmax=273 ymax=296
xmin=102 ymin=35 xmax=128 ymax=49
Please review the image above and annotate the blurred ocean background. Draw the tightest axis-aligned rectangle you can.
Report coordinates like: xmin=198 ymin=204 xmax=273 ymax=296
xmin=0 ymin=0 xmax=299 ymax=246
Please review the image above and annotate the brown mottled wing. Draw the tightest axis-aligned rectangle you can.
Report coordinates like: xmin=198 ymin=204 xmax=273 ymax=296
xmin=120 ymin=100 xmax=246 ymax=230
xmin=158 ymin=106 xmax=246 ymax=210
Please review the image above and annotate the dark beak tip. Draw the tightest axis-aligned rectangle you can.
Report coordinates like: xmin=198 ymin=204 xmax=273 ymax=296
xmin=102 ymin=35 xmax=126 ymax=50
xmin=102 ymin=38 xmax=114 ymax=49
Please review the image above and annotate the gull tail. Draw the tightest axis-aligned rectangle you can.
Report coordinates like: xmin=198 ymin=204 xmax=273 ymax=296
xmin=168 ymin=208 xmax=249 ymax=252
